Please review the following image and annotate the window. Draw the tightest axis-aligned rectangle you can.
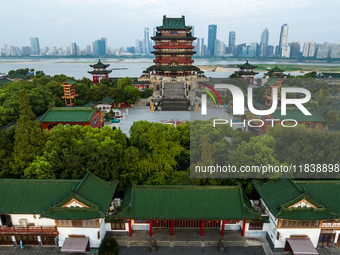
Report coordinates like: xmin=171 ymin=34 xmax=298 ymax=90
xmin=111 ymin=223 xmax=126 ymax=230
xmin=248 ymin=223 xmax=263 ymax=230
xmin=57 ymin=219 xmax=97 ymax=228
xmin=281 ymin=220 xmax=319 ymax=228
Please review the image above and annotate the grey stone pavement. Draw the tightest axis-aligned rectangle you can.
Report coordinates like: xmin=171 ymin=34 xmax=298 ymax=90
xmin=107 ymin=107 xmax=232 ymax=136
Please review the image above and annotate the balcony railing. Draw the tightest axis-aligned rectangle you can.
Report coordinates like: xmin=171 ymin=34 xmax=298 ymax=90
xmin=0 ymin=226 xmax=58 ymax=235
xmin=154 ymin=45 xmax=194 ymax=49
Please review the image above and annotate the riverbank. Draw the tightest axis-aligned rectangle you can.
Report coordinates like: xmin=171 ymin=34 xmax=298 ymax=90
xmin=198 ymin=64 xmax=340 ymax=73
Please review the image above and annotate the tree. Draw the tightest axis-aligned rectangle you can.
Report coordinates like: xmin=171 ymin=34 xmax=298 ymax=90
xmin=117 ymin=77 xmax=132 ymax=89
xmin=124 ymin=86 xmax=141 ymax=104
xmin=0 ymin=130 xmax=14 ymax=178
xmin=11 ymin=90 xmax=45 ymax=176
xmin=323 ymin=109 xmax=340 ymax=127
xmin=141 ymin=88 xmax=153 ymax=98
xmin=315 ymin=89 xmax=328 ymax=106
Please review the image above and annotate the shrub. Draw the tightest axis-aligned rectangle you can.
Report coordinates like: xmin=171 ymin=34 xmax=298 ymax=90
xmin=99 ymin=237 xmax=119 ymax=255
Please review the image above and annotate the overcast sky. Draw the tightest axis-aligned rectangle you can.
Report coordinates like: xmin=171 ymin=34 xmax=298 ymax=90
xmin=2 ymin=0 xmax=340 ymax=50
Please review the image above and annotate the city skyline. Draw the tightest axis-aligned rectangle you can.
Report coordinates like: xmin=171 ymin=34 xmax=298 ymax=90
xmin=1 ymin=0 xmax=340 ymax=49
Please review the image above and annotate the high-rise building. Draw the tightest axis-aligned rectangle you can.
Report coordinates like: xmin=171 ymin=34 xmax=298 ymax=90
xmin=260 ymin=28 xmax=269 ymax=57
xmin=236 ymin=43 xmax=246 ymax=56
xmin=93 ymin=39 xmax=106 ymax=56
xmin=281 ymin=44 xmax=290 ymax=58
xmin=4 ymin=44 xmax=10 ymax=56
xmin=289 ymin=42 xmax=301 ymax=58
xmin=21 ymin=46 xmax=31 ymax=56
xmin=267 ymin=45 xmax=274 ymax=56
xmin=208 ymin=25 xmax=217 ymax=56
xmin=196 ymin=38 xmax=204 ymax=56
xmin=86 ymin=45 xmax=91 ymax=55
xmin=248 ymin=42 xmax=258 ymax=57
xmin=316 ymin=43 xmax=330 ymax=59
xmin=309 ymin=41 xmax=316 ymax=57
xmin=214 ymin=39 xmax=226 ymax=56
xmin=229 ymin=31 xmax=236 ymax=47
xmin=30 ymin=37 xmax=40 ymax=55
xmin=135 ymin=39 xmax=141 ymax=54
xmin=278 ymin=24 xmax=289 ymax=57
xmin=302 ymin=42 xmax=310 ymax=57
xmin=143 ymin=28 xmax=150 ymax=55
xmin=70 ymin=43 xmax=77 ymax=55
xmin=101 ymin=38 xmax=107 ymax=54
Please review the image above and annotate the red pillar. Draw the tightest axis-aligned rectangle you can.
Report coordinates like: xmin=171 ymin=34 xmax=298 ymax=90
xmin=150 ymin=220 xmax=153 ymax=237
xmin=170 ymin=220 xmax=173 ymax=237
xmin=200 ymin=220 xmax=204 ymax=237
xmin=221 ymin=220 xmax=225 ymax=237
xmin=128 ymin=220 xmax=132 ymax=237
xmin=242 ymin=220 xmax=246 ymax=237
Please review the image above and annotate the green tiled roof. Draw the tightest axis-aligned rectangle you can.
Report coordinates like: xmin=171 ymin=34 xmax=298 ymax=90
xmin=41 ymin=173 xmax=118 ymax=220
xmin=0 ymin=172 xmax=118 ymax=220
xmin=238 ymin=71 xmax=259 ymax=75
xmin=0 ymin=179 xmax=80 ymax=214
xmin=151 ymin=33 xmax=196 ymax=40
xmin=268 ymin=66 xmax=285 ymax=72
xmin=237 ymin=60 xmax=257 ymax=69
xmin=90 ymin=59 xmax=110 ymax=68
xmin=271 ymin=108 xmax=324 ymax=122
xmin=88 ymin=70 xmax=112 ymax=74
xmin=296 ymin=180 xmax=340 ymax=217
xmin=98 ymin=95 xmax=115 ymax=104
xmin=264 ymin=78 xmax=280 ymax=86
xmin=251 ymin=102 xmax=268 ymax=110
xmin=40 ymin=207 xmax=104 ymax=220
xmin=253 ymin=178 xmax=339 ymax=220
xmin=41 ymin=107 xmax=97 ymax=123
xmin=157 ymin=15 xmax=191 ymax=30
xmin=0 ymin=78 xmax=12 ymax=87
xmin=318 ymin=73 xmax=340 ymax=79
xmin=116 ymin=185 xmax=260 ymax=220
xmin=66 ymin=79 xmax=77 ymax=85
xmin=8 ymin=71 xmax=27 ymax=79
xmin=146 ymin=64 xmax=201 ymax=72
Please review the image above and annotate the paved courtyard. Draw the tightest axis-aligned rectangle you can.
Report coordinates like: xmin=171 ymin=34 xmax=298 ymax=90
xmin=107 ymin=107 xmax=232 ymax=136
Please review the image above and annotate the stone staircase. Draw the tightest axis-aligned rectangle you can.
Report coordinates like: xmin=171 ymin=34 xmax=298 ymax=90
xmin=162 ymin=82 xmax=188 ymax=111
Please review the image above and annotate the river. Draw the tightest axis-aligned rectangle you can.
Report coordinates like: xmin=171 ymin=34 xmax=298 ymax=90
xmin=0 ymin=58 xmax=339 ymax=79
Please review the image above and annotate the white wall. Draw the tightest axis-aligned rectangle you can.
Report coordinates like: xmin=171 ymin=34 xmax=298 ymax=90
xmin=275 ymin=228 xmax=321 ymax=248
xmin=58 ymin=219 xmax=104 ymax=248
xmin=58 ymin=227 xmax=101 ymax=248
xmin=105 ymin=222 xmax=129 ymax=232
xmin=9 ymin=214 xmax=55 ymax=227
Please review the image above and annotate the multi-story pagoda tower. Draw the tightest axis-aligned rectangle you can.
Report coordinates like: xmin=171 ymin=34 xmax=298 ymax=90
xmin=140 ymin=15 xmax=203 ymax=88
xmin=236 ymin=60 xmax=259 ymax=85
xmin=61 ymin=80 xmax=78 ymax=106
xmin=88 ymin=60 xmax=112 ymax=84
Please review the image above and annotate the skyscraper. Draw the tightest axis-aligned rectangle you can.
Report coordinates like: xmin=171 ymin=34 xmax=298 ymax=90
xmin=143 ymin=28 xmax=150 ymax=55
xmin=214 ymin=39 xmax=226 ymax=56
xmin=30 ymin=37 xmax=40 ymax=55
xmin=70 ymin=43 xmax=77 ymax=55
xmin=196 ymin=38 xmax=204 ymax=56
xmin=302 ymin=42 xmax=310 ymax=57
xmin=207 ymin=25 xmax=217 ymax=56
xmin=101 ymin=38 xmax=107 ymax=54
xmin=229 ymin=31 xmax=236 ymax=47
xmin=4 ymin=44 xmax=9 ymax=56
xmin=93 ymin=39 xmax=106 ymax=56
xmin=309 ymin=41 xmax=316 ymax=57
xmin=289 ymin=42 xmax=301 ymax=58
xmin=260 ymin=28 xmax=269 ymax=57
xmin=278 ymin=24 xmax=289 ymax=57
